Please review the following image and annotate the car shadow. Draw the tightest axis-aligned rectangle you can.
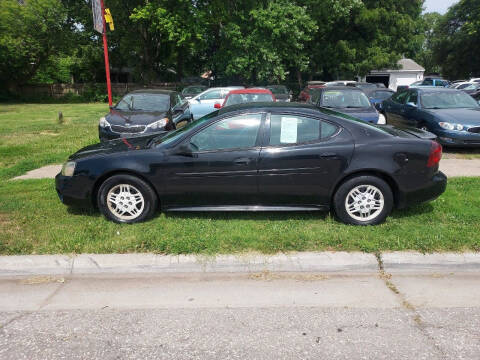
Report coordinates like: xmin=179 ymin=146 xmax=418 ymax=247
xmin=390 ymin=203 xmax=434 ymax=219
xmin=67 ymin=206 xmax=102 ymax=218
xmin=164 ymin=211 xmax=329 ymax=221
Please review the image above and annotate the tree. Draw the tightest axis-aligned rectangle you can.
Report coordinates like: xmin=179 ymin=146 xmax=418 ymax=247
xmin=432 ymin=0 xmax=480 ymax=79
xmin=0 ymin=0 xmax=68 ymax=90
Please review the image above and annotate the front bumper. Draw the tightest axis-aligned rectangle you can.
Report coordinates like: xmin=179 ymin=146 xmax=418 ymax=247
xmin=434 ymin=129 xmax=480 ymax=147
xmin=99 ymin=125 xmax=170 ymax=142
xmin=55 ymin=173 xmax=94 ymax=208
xmin=397 ymin=171 xmax=447 ymax=209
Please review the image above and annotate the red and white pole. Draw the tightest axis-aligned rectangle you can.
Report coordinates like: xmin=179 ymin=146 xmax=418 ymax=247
xmin=99 ymin=0 xmax=113 ymax=107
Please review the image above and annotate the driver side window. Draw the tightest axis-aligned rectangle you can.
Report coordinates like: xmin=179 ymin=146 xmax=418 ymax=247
xmin=406 ymin=91 xmax=418 ymax=105
xmin=190 ymin=114 xmax=262 ymax=152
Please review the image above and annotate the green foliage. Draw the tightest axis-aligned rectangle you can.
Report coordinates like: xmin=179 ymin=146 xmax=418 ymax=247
xmin=432 ymin=0 xmax=480 ymax=79
xmin=0 ymin=0 xmax=68 ymax=89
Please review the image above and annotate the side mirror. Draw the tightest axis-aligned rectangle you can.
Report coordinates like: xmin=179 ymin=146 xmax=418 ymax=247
xmin=406 ymin=102 xmax=417 ymax=108
xmin=214 ymin=102 xmax=222 ymax=109
xmin=176 ymin=143 xmax=195 ymax=157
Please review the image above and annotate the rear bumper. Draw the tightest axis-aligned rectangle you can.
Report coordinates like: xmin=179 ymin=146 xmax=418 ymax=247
xmin=397 ymin=171 xmax=447 ymax=209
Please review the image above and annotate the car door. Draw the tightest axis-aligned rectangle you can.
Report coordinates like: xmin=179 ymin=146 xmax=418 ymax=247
xmin=384 ymin=91 xmax=409 ymax=126
xmin=161 ymin=113 xmax=265 ymax=208
xmin=257 ymin=112 xmax=354 ymax=207
xmin=398 ymin=90 xmax=420 ymax=127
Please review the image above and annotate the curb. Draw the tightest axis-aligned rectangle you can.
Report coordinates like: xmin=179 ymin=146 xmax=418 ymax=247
xmin=381 ymin=252 xmax=480 ymax=273
xmin=0 ymin=252 xmax=378 ymax=276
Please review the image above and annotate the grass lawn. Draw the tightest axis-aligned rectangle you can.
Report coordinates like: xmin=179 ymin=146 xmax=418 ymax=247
xmin=0 ymin=103 xmax=479 ymax=255
xmin=0 ymin=178 xmax=479 ymax=255
xmin=0 ymin=103 xmax=106 ymax=180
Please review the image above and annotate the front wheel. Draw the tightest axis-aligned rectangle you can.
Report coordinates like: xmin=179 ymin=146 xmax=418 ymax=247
xmin=97 ymin=174 xmax=158 ymax=223
xmin=333 ymin=175 xmax=393 ymax=225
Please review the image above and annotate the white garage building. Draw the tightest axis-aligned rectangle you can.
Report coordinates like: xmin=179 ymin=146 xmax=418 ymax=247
xmin=360 ymin=58 xmax=425 ymax=91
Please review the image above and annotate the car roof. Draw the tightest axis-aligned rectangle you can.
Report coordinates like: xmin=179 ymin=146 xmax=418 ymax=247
xmin=413 ymin=88 xmax=463 ymax=93
xmin=321 ymin=86 xmax=363 ymax=91
xmin=227 ymin=88 xmax=273 ymax=95
xmin=129 ymin=89 xmax=175 ymax=95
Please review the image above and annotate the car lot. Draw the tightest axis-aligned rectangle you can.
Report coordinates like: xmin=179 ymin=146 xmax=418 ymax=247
xmin=1 ymin=103 xmax=480 ymax=255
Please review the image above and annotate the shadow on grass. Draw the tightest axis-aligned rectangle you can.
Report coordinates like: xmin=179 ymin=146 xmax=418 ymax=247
xmin=67 ymin=206 xmax=101 ymax=218
xmin=164 ymin=211 xmax=329 ymax=221
xmin=390 ymin=203 xmax=434 ymax=219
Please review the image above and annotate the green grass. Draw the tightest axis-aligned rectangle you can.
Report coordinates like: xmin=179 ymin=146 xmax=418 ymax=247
xmin=0 ymin=103 xmax=479 ymax=255
xmin=0 ymin=178 xmax=479 ymax=255
xmin=0 ymin=103 xmax=106 ymax=180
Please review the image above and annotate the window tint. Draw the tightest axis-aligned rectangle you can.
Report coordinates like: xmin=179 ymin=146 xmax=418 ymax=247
xmin=199 ymin=90 xmax=222 ymax=100
xmin=269 ymin=114 xmax=338 ymax=146
xmin=190 ymin=114 xmax=262 ymax=151
xmin=392 ymin=91 xmax=409 ymax=104
xmin=115 ymin=94 xmax=170 ymax=112
xmin=423 ymin=79 xmax=433 ymax=86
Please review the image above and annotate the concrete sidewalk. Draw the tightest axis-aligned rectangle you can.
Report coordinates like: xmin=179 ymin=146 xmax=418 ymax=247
xmin=1 ymin=252 xmax=479 ymax=359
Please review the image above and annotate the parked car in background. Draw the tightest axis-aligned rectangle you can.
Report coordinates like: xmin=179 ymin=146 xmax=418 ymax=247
xmin=448 ymin=82 xmax=472 ymax=90
xmin=181 ymin=85 xmax=208 ymax=99
xmin=325 ymin=81 xmax=357 ymax=87
xmin=461 ymin=82 xmax=480 ymax=97
xmin=347 ymin=82 xmax=378 ymax=90
xmin=98 ymin=90 xmax=191 ymax=142
xmin=266 ymin=85 xmax=292 ymax=102
xmin=298 ymin=84 xmax=325 ymax=102
xmin=309 ymin=86 xmax=386 ymax=124
xmin=363 ymin=88 xmax=395 ymax=112
xmin=382 ymin=88 xmax=480 ymax=147
xmin=57 ymin=103 xmax=446 ymax=226
xmin=189 ymin=86 xmax=245 ymax=120
xmin=469 ymin=78 xmax=480 ymax=83
xmin=216 ymin=88 xmax=275 ymax=108
xmin=411 ymin=77 xmax=450 ymax=88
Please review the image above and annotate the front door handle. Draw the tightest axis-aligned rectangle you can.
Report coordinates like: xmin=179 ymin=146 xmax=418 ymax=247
xmin=234 ymin=157 xmax=252 ymax=165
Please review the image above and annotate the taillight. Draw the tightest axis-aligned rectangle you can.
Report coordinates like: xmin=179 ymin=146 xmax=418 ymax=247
xmin=427 ymin=141 xmax=442 ymax=167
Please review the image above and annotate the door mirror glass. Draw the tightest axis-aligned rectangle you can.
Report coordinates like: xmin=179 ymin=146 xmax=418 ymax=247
xmin=176 ymin=143 xmax=195 ymax=157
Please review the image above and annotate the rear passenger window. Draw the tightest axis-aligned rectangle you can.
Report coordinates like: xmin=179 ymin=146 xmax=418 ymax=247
xmin=269 ymin=114 xmax=338 ymax=146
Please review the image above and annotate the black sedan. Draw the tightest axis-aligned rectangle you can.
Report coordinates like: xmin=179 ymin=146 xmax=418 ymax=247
xmin=99 ymin=90 xmax=192 ymax=142
xmin=57 ymin=103 xmax=446 ymax=226
xmin=382 ymin=88 xmax=480 ymax=147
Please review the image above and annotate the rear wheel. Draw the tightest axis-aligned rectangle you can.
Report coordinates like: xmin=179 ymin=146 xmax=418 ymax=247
xmin=333 ymin=175 xmax=393 ymax=225
xmin=97 ymin=174 xmax=157 ymax=223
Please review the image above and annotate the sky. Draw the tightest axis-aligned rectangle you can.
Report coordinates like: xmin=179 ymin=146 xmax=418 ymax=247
xmin=423 ymin=0 xmax=458 ymax=14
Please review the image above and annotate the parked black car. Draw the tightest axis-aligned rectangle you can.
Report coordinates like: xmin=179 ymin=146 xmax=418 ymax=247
xmin=181 ymin=85 xmax=208 ymax=99
xmin=309 ymin=86 xmax=386 ymax=124
xmin=98 ymin=90 xmax=192 ymax=142
xmin=57 ymin=103 xmax=446 ymax=226
xmin=382 ymin=88 xmax=480 ymax=147
xmin=363 ymin=88 xmax=395 ymax=112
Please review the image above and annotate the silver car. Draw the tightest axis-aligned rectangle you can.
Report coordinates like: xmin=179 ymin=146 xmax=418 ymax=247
xmin=189 ymin=86 xmax=244 ymax=120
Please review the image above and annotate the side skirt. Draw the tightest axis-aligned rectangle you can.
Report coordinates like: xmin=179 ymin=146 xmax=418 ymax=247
xmin=164 ymin=205 xmax=329 ymax=212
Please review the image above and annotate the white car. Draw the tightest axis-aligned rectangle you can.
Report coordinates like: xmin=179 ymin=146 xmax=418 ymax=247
xmin=324 ymin=80 xmax=357 ymax=87
xmin=189 ymin=86 xmax=244 ymax=120
xmin=469 ymin=78 xmax=480 ymax=83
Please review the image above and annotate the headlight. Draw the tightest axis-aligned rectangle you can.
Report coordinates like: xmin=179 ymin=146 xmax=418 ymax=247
xmin=99 ymin=117 xmax=110 ymax=128
xmin=439 ymin=122 xmax=464 ymax=131
xmin=147 ymin=117 xmax=169 ymax=130
xmin=61 ymin=161 xmax=76 ymax=177
xmin=377 ymin=113 xmax=386 ymax=125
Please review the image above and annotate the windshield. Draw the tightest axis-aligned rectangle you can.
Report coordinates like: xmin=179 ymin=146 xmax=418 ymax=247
xmin=321 ymin=90 xmax=372 ymax=108
xmin=224 ymin=93 xmax=274 ymax=107
xmin=267 ymin=86 xmax=288 ymax=95
xmin=421 ymin=92 xmax=479 ymax=109
xmin=152 ymin=110 xmax=219 ymax=147
xmin=115 ymin=94 xmax=170 ymax=112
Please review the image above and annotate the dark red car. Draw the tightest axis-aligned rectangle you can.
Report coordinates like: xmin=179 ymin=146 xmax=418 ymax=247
xmin=214 ymin=88 xmax=276 ymax=108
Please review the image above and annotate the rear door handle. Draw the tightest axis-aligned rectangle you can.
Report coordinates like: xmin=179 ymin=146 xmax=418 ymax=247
xmin=234 ymin=157 xmax=252 ymax=165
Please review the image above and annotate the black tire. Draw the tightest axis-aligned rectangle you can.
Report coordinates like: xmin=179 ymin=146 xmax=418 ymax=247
xmin=97 ymin=174 xmax=158 ymax=224
xmin=333 ymin=175 xmax=393 ymax=226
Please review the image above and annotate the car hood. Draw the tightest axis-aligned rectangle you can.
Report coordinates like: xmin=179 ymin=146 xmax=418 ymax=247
xmin=331 ymin=107 xmax=379 ymax=123
xmin=69 ymin=133 xmax=166 ymax=161
xmin=425 ymin=108 xmax=480 ymax=126
xmin=106 ymin=109 xmax=168 ymax=126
